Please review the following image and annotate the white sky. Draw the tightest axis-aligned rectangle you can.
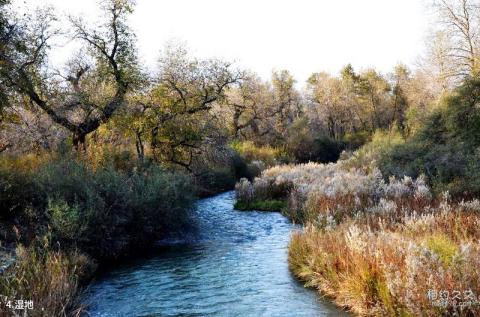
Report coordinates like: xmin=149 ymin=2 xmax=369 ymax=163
xmin=17 ymin=0 xmax=431 ymax=83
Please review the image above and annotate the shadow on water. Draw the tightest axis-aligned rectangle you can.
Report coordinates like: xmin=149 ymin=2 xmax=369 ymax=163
xmin=83 ymin=191 xmax=349 ymax=317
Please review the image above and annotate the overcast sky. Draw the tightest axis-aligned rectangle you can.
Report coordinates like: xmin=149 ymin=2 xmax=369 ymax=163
xmin=16 ymin=0 xmax=431 ymax=83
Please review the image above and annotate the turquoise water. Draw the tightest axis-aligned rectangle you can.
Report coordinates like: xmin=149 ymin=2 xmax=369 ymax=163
xmin=83 ymin=191 xmax=347 ymax=317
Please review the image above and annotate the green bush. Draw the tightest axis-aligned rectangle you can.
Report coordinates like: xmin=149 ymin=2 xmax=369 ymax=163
xmin=0 ymin=154 xmax=196 ymax=260
xmin=48 ymin=199 xmax=85 ymax=241
xmin=287 ymin=134 xmax=345 ymax=164
xmin=231 ymin=152 xmax=264 ymax=181
xmin=342 ymin=131 xmax=370 ymax=150
xmin=311 ymin=136 xmax=345 ymax=163
xmin=0 ymin=156 xmax=44 ymax=221
xmin=379 ymin=78 xmax=480 ymax=196
xmin=343 ymin=129 xmax=405 ymax=170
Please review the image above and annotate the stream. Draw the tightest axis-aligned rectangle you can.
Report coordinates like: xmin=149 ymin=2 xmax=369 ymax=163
xmin=83 ymin=191 xmax=347 ymax=317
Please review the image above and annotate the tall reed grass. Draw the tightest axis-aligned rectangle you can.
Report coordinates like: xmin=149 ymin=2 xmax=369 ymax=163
xmin=236 ymin=160 xmax=480 ymax=315
xmin=0 ymin=241 xmax=94 ymax=316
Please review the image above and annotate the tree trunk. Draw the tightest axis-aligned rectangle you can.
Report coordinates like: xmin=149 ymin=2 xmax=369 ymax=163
xmin=72 ymin=132 xmax=87 ymax=152
xmin=135 ymin=130 xmax=145 ymax=162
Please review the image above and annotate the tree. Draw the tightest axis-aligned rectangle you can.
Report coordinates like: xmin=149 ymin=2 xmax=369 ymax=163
xmin=0 ymin=0 xmax=138 ymax=151
xmin=339 ymin=64 xmax=367 ymax=133
xmin=126 ymin=44 xmax=242 ymax=171
xmin=270 ymin=70 xmax=302 ymax=142
xmin=380 ymin=77 xmax=480 ymax=195
xmin=0 ymin=0 xmax=15 ymax=116
xmin=357 ymin=69 xmax=392 ymax=131
xmin=227 ymin=70 xmax=302 ymax=146
xmin=389 ymin=64 xmax=411 ymax=132
xmin=227 ymin=73 xmax=273 ymax=142
xmin=423 ymin=31 xmax=459 ymax=89
xmin=433 ymin=0 xmax=480 ymax=76
xmin=306 ymin=72 xmax=350 ymax=140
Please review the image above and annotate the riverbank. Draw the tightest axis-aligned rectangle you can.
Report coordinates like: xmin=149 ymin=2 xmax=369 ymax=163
xmin=0 ymin=146 xmax=248 ymax=316
xmin=236 ymin=162 xmax=480 ymax=316
xmin=0 ymin=153 xmax=198 ymax=316
xmin=83 ymin=191 xmax=348 ymax=316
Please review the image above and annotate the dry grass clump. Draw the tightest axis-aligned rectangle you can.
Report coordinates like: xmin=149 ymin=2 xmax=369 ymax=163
xmin=289 ymin=202 xmax=480 ymax=316
xmin=236 ymin=161 xmax=480 ymax=315
xmin=236 ymin=161 xmax=430 ymax=223
xmin=235 ymin=162 xmax=356 ymax=207
xmin=230 ymin=141 xmax=285 ymax=166
xmin=0 ymin=241 xmax=94 ymax=317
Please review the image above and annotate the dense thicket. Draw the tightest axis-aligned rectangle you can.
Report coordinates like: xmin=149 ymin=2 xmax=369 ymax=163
xmin=0 ymin=153 xmax=195 ymax=260
xmin=380 ymin=78 xmax=480 ymax=195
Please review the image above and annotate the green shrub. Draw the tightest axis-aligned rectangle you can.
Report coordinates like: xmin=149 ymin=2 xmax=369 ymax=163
xmin=48 ymin=199 xmax=86 ymax=241
xmin=0 ymin=154 xmax=196 ymax=260
xmin=289 ymin=135 xmax=345 ymax=164
xmin=285 ymin=121 xmax=346 ymax=164
xmin=129 ymin=165 xmax=195 ymax=237
xmin=231 ymin=152 xmax=253 ymax=179
xmin=342 ymin=131 xmax=370 ymax=150
xmin=312 ymin=136 xmax=345 ymax=163
xmin=424 ymin=234 xmax=458 ymax=267
xmin=379 ymin=78 xmax=480 ymax=196
xmin=343 ymin=129 xmax=404 ymax=171
xmin=0 ymin=156 xmax=44 ymax=221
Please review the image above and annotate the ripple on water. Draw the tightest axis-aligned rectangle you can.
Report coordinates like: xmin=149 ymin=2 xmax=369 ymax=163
xmin=83 ymin=191 xmax=348 ymax=317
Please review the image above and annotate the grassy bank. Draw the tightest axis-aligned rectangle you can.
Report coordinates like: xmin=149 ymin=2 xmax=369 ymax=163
xmin=235 ymin=157 xmax=480 ymax=315
xmin=0 ymin=242 xmax=93 ymax=316
xmin=0 ymin=153 xmax=197 ymax=316
xmin=289 ymin=197 xmax=480 ymax=316
xmin=233 ymin=82 xmax=480 ymax=315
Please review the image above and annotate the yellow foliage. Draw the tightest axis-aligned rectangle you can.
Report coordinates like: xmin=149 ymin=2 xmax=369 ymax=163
xmin=424 ymin=234 xmax=458 ymax=267
xmin=230 ymin=141 xmax=284 ymax=165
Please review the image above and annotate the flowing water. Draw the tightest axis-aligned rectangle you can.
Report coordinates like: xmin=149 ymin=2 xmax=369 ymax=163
xmin=84 ymin=191 xmax=347 ymax=317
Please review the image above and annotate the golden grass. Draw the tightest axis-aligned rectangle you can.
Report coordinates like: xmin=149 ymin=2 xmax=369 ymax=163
xmin=231 ymin=141 xmax=284 ymax=165
xmin=238 ymin=157 xmax=480 ymax=315
xmin=0 ymin=242 xmax=94 ymax=317
xmin=289 ymin=203 xmax=480 ymax=316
